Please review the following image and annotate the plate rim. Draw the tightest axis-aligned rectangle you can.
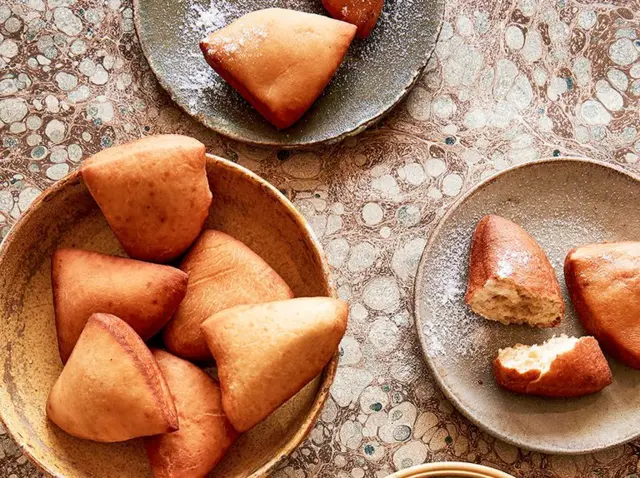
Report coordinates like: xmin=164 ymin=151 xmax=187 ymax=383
xmin=132 ymin=0 xmax=445 ymax=148
xmin=384 ymin=462 xmax=514 ymax=478
xmin=413 ymin=156 xmax=640 ymax=455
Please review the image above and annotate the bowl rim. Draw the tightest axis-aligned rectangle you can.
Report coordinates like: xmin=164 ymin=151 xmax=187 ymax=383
xmin=384 ymin=462 xmax=514 ymax=478
xmin=0 ymin=153 xmax=338 ymax=477
xmin=412 ymin=156 xmax=640 ymax=455
xmin=131 ymin=0 xmax=445 ymax=149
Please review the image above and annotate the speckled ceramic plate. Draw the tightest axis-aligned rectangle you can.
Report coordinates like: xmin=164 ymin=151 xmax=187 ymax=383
xmin=414 ymin=158 xmax=640 ymax=455
xmin=386 ymin=462 xmax=514 ymax=478
xmin=133 ymin=0 xmax=444 ymax=147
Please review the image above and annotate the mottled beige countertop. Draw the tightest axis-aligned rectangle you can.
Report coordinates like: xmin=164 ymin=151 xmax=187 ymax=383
xmin=1 ymin=0 xmax=640 ymax=476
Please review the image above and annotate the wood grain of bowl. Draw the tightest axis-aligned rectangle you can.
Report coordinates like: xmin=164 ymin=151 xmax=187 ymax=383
xmin=0 ymin=154 xmax=336 ymax=477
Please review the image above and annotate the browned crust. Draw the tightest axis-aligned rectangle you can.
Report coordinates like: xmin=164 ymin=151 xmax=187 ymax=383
xmin=493 ymin=337 xmax=613 ymax=397
xmin=80 ymin=134 xmax=211 ymax=263
xmin=0 ymin=154 xmax=339 ymax=476
xmin=199 ymin=40 xmax=293 ymax=129
xmin=564 ymin=246 xmax=607 ymax=355
xmin=201 ymin=298 xmax=348 ymax=432
xmin=51 ymin=248 xmax=188 ymax=363
xmin=491 ymin=361 xmax=541 ymax=394
xmin=321 ymin=0 xmax=384 ymax=38
xmin=162 ymin=230 xmax=294 ymax=362
xmin=198 ymin=9 xmax=356 ymax=130
xmin=143 ymin=350 xmax=238 ymax=478
xmin=465 ymin=215 xmax=564 ymax=326
xmin=90 ymin=314 xmax=179 ymax=432
xmin=564 ymin=242 xmax=640 ymax=368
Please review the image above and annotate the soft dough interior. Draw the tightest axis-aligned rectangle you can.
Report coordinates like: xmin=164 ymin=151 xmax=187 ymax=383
xmin=498 ymin=335 xmax=578 ymax=374
xmin=468 ymin=278 xmax=562 ymax=326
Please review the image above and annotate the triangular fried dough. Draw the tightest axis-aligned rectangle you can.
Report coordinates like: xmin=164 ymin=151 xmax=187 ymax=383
xmin=201 ymin=297 xmax=348 ymax=432
xmin=163 ymin=230 xmax=293 ymax=361
xmin=47 ymin=314 xmax=178 ymax=442
xmin=200 ymin=8 xmax=356 ymax=129
xmin=52 ymin=248 xmax=188 ymax=363
xmin=465 ymin=215 xmax=564 ymax=327
xmin=81 ymin=134 xmax=212 ymax=262
xmin=144 ymin=350 xmax=238 ymax=478
xmin=565 ymin=242 xmax=640 ymax=368
xmin=322 ymin=0 xmax=384 ymax=38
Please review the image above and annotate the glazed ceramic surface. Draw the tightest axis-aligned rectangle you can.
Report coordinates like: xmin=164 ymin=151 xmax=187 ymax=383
xmin=133 ymin=0 xmax=444 ymax=147
xmin=0 ymin=155 xmax=337 ymax=477
xmin=415 ymin=159 xmax=640 ymax=455
xmin=386 ymin=462 xmax=514 ymax=478
xmin=3 ymin=0 xmax=640 ymax=475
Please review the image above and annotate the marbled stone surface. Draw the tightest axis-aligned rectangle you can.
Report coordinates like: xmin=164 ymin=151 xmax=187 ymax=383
xmin=2 ymin=0 xmax=640 ymax=476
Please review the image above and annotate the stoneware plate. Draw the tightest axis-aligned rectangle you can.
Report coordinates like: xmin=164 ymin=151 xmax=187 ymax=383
xmin=386 ymin=462 xmax=514 ymax=478
xmin=414 ymin=158 xmax=640 ymax=455
xmin=133 ymin=0 xmax=444 ymax=147
xmin=0 ymin=154 xmax=336 ymax=477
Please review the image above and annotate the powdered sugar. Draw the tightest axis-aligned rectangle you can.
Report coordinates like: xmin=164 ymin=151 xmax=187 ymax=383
xmin=414 ymin=161 xmax=640 ymax=452
xmin=496 ymin=250 xmax=530 ymax=278
xmin=207 ymin=26 xmax=268 ymax=55
xmin=136 ymin=0 xmax=443 ymax=144
xmin=420 ymin=224 xmax=492 ymax=362
xmin=185 ymin=0 xmax=234 ymax=37
xmin=416 ymin=161 xmax=631 ymax=376
xmin=440 ymin=279 xmax=464 ymax=306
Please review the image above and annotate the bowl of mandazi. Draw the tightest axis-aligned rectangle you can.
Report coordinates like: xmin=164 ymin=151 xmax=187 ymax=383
xmin=0 ymin=148 xmax=337 ymax=477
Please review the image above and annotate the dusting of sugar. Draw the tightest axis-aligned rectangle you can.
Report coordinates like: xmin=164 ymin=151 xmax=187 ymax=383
xmin=441 ymin=279 xmax=464 ymax=306
xmin=161 ymin=0 xmax=246 ymax=114
xmin=413 ymin=163 xmax=640 ymax=449
xmin=186 ymin=0 xmax=233 ymax=37
xmin=418 ymin=165 xmax=622 ymax=378
xmin=139 ymin=0 xmax=441 ymax=134
xmin=496 ymin=250 xmax=531 ymax=278
xmin=209 ymin=26 xmax=268 ymax=55
xmin=420 ymin=224 xmax=493 ymax=362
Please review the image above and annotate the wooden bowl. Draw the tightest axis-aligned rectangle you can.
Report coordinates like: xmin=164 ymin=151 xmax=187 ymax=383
xmin=0 ymin=154 xmax=336 ymax=477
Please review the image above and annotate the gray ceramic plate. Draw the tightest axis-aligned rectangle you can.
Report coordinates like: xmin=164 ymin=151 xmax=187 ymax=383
xmin=133 ymin=0 xmax=444 ymax=147
xmin=414 ymin=158 xmax=640 ymax=455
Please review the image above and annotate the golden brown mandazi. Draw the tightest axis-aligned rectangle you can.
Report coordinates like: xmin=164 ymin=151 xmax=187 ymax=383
xmin=565 ymin=241 xmax=640 ymax=368
xmin=465 ymin=215 xmax=564 ymax=327
xmin=143 ymin=350 xmax=238 ymax=478
xmin=81 ymin=134 xmax=212 ymax=263
xmin=493 ymin=335 xmax=613 ymax=397
xmin=201 ymin=297 xmax=348 ymax=432
xmin=46 ymin=314 xmax=178 ymax=442
xmin=52 ymin=248 xmax=187 ymax=363
xmin=322 ymin=0 xmax=384 ymax=38
xmin=162 ymin=230 xmax=293 ymax=361
xmin=200 ymin=9 xmax=356 ymax=129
